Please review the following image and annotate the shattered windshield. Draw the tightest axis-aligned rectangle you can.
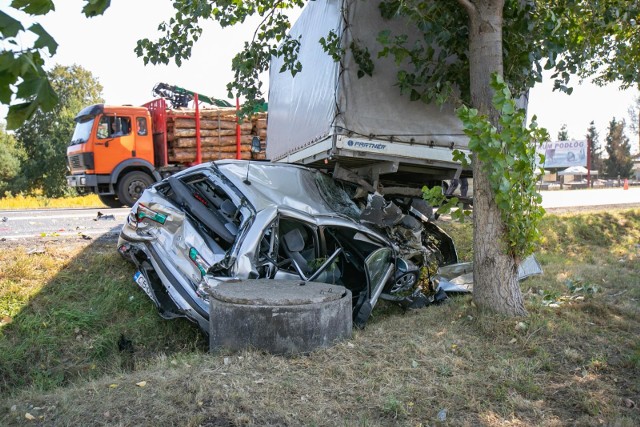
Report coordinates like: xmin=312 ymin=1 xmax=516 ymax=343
xmin=70 ymin=116 xmax=95 ymax=146
xmin=314 ymin=172 xmax=361 ymax=219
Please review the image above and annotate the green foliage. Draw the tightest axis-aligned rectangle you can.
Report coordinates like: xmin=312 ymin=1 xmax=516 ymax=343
xmin=458 ymin=75 xmax=548 ymax=259
xmin=421 ymin=185 xmax=471 ymax=222
xmin=135 ymin=0 xmax=305 ymax=116
xmin=14 ymin=64 xmax=103 ymax=197
xmin=9 ymin=0 xmax=55 ymax=16
xmin=81 ymin=0 xmax=111 ymax=18
xmin=565 ymin=278 xmax=599 ymax=296
xmin=0 ymin=124 xmax=26 ymax=193
xmin=585 ymin=120 xmax=604 ymax=176
xmin=542 ymin=1 xmax=640 ymax=91
xmin=557 ymin=124 xmax=569 ymax=141
xmin=3 ymin=0 xmax=639 ymax=125
xmin=376 ymin=0 xmax=468 ymax=105
xmin=376 ymin=0 xmax=552 ymax=104
xmin=604 ymin=117 xmax=634 ymax=178
xmin=349 ymin=41 xmax=374 ymax=79
xmin=0 ymin=1 xmax=109 ymax=129
xmin=424 ymin=75 xmax=548 ymax=259
xmin=319 ymin=30 xmax=343 ymax=62
xmin=376 ymin=0 xmax=640 ymax=105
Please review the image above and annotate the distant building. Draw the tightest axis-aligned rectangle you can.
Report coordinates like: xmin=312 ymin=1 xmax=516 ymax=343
xmin=633 ymin=154 xmax=640 ymax=180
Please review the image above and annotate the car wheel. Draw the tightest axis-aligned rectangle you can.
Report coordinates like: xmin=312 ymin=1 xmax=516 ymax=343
xmin=117 ymin=171 xmax=154 ymax=207
xmin=389 ymin=271 xmax=418 ymax=294
xmin=98 ymin=194 xmax=124 ymax=208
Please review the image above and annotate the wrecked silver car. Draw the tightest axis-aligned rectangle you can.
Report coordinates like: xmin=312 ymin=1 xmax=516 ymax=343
xmin=118 ymin=161 xmax=459 ymax=332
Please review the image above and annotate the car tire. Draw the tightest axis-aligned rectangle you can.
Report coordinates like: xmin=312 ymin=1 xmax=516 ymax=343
xmin=98 ymin=194 xmax=124 ymax=208
xmin=117 ymin=171 xmax=154 ymax=207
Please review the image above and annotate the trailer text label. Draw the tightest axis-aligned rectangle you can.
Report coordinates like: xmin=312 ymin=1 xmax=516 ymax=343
xmin=347 ymin=140 xmax=387 ymax=151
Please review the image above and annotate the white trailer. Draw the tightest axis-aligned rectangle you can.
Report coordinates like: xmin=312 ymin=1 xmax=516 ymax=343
xmin=267 ymin=0 xmax=470 ymax=190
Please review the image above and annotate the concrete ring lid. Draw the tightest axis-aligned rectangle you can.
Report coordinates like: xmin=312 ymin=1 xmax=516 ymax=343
xmin=207 ymin=279 xmax=347 ymax=306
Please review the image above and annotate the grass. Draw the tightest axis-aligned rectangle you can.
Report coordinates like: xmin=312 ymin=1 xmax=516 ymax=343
xmin=0 ymin=209 xmax=639 ymax=426
xmin=0 ymin=193 xmax=106 ymax=210
xmin=0 ymin=238 xmax=206 ymax=393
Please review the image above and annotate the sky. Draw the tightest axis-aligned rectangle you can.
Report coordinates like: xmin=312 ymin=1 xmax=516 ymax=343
xmin=2 ymin=0 xmax=638 ymax=150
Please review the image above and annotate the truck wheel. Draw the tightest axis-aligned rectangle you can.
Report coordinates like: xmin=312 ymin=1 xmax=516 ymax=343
xmin=98 ymin=194 xmax=124 ymax=208
xmin=117 ymin=171 xmax=154 ymax=207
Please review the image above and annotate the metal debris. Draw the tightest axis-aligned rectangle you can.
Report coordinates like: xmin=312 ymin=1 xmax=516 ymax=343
xmin=94 ymin=211 xmax=116 ymax=221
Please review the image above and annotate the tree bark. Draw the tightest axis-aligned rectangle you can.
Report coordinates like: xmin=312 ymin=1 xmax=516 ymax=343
xmin=459 ymin=0 xmax=527 ymax=316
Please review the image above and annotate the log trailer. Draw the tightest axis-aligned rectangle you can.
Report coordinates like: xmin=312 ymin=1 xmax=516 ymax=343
xmin=66 ymin=84 xmax=265 ymax=207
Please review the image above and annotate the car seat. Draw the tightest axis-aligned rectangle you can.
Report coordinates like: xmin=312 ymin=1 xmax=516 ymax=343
xmin=282 ymin=228 xmax=313 ymax=276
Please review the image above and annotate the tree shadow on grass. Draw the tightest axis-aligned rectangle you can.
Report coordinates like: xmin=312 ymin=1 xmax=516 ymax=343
xmin=0 ymin=228 xmax=206 ymax=396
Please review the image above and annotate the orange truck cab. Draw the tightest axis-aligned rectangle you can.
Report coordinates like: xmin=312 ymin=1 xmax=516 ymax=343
xmin=66 ymin=103 xmax=162 ymax=207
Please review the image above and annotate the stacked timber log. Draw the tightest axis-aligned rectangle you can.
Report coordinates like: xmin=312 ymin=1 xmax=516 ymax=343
xmin=167 ymin=108 xmax=267 ymax=163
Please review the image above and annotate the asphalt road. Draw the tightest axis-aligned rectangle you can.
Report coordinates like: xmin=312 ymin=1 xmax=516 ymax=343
xmin=0 ymin=187 xmax=638 ymax=242
xmin=0 ymin=207 xmax=130 ymax=241
xmin=540 ymin=187 xmax=640 ymax=210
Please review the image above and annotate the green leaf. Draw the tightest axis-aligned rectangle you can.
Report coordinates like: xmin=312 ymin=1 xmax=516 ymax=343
xmin=501 ymin=101 xmax=514 ymax=115
xmin=0 ymin=10 xmax=24 ymax=37
xmin=29 ymin=23 xmax=58 ymax=56
xmin=0 ymin=70 xmax=17 ymax=104
xmin=15 ymin=77 xmax=41 ymax=100
xmin=7 ymin=102 xmax=38 ymax=130
xmin=37 ymin=78 xmax=57 ymax=110
xmin=377 ymin=29 xmax=391 ymax=45
xmin=8 ymin=52 xmax=40 ymax=77
xmin=8 ymin=75 xmax=58 ymax=128
xmin=82 ymin=0 xmax=111 ymax=17
xmin=10 ymin=0 xmax=55 ymax=15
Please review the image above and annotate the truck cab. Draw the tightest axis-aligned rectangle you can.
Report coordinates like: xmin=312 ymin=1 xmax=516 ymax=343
xmin=67 ymin=104 xmax=159 ymax=207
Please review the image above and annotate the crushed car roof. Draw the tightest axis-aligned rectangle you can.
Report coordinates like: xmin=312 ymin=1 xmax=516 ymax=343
xmin=202 ymin=160 xmax=361 ymax=217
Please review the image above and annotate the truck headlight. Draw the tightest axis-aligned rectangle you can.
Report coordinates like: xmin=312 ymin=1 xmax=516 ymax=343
xmin=80 ymin=177 xmax=86 ymax=185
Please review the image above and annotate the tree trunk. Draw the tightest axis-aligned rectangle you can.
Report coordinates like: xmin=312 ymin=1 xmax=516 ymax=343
xmin=459 ymin=0 xmax=527 ymax=316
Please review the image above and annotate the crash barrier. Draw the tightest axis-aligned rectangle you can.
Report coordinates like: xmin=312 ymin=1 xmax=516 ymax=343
xmin=207 ymin=279 xmax=352 ymax=354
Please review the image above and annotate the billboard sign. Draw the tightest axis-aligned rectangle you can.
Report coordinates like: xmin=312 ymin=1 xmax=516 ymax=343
xmin=538 ymin=140 xmax=587 ymax=169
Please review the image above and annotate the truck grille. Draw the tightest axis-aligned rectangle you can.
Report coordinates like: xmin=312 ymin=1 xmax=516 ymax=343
xmin=68 ymin=153 xmax=94 ymax=171
xmin=69 ymin=155 xmax=82 ymax=169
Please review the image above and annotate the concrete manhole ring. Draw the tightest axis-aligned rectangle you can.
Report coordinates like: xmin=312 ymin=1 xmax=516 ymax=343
xmin=207 ymin=279 xmax=352 ymax=354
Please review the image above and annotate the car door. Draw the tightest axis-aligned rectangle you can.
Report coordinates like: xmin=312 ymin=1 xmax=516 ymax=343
xmin=353 ymin=247 xmax=395 ymax=327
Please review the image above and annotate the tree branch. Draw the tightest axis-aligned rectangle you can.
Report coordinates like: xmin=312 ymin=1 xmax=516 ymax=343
xmin=456 ymin=0 xmax=476 ymax=17
xmin=252 ymin=0 xmax=285 ymax=42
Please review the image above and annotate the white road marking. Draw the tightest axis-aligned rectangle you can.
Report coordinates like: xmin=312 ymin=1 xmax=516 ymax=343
xmin=0 ymin=229 xmax=121 ymax=240
xmin=1 ymin=213 xmax=127 ymax=221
